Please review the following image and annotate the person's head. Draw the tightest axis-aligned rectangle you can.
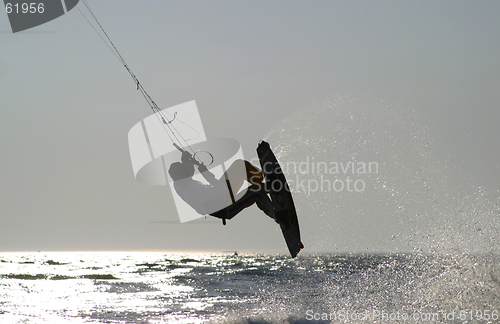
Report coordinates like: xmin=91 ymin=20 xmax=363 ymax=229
xmin=168 ymin=162 xmax=191 ymax=181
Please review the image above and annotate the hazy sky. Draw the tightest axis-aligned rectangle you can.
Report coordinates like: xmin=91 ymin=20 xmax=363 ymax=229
xmin=1 ymin=0 xmax=499 ymax=253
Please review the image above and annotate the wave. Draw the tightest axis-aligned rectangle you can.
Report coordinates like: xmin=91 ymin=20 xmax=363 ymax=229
xmin=1 ymin=273 xmax=118 ymax=280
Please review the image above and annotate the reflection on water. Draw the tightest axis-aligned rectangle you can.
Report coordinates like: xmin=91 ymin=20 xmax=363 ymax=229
xmin=0 ymin=252 xmax=499 ymax=323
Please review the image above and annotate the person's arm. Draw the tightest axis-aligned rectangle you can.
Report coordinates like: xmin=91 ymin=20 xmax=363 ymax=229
xmin=182 ymin=151 xmax=226 ymax=190
xmin=180 ymin=151 xmax=195 ymax=176
xmin=197 ymin=164 xmax=222 ymax=187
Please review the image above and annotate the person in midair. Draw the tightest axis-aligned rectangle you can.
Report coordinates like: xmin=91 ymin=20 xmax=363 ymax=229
xmin=169 ymin=151 xmax=275 ymax=222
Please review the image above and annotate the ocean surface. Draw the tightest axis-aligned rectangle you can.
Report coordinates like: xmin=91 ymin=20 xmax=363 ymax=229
xmin=1 ymin=251 xmax=499 ymax=323
xmin=3 ymin=95 xmax=500 ymax=323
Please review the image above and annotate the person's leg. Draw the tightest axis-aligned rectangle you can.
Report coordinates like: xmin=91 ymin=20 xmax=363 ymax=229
xmin=218 ymin=159 xmax=246 ymax=196
xmin=219 ymin=160 xmax=268 ymax=197
xmin=252 ymin=191 xmax=276 ymax=220
xmin=210 ymin=191 xmax=275 ymax=221
xmin=243 ymin=161 xmax=274 ymax=195
xmin=240 ymin=191 xmax=275 ymax=219
xmin=244 ymin=161 xmax=264 ymax=185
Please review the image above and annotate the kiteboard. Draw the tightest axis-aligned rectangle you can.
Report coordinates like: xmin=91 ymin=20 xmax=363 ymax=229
xmin=257 ymin=141 xmax=304 ymax=258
